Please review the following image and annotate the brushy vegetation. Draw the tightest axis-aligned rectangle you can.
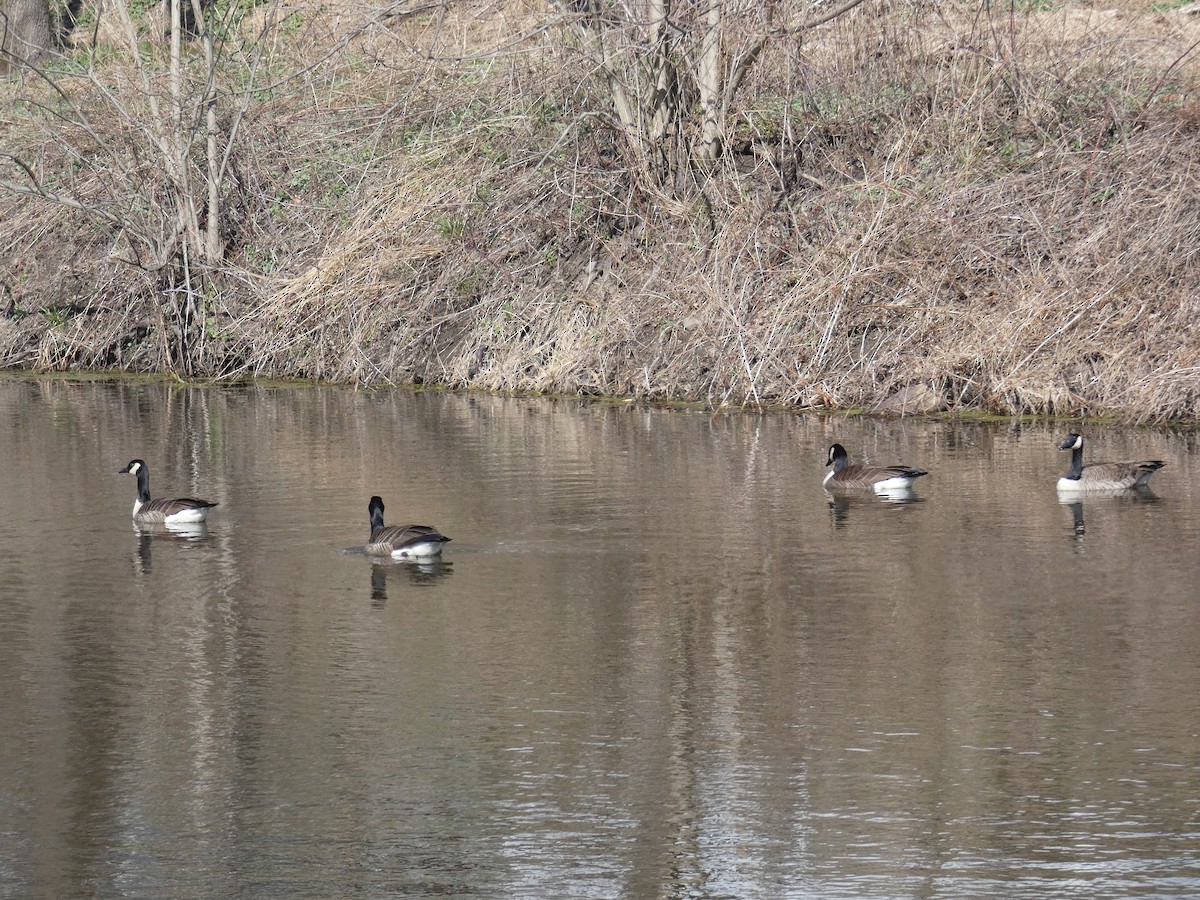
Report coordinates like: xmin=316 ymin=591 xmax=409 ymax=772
xmin=3 ymin=1 xmax=1200 ymax=422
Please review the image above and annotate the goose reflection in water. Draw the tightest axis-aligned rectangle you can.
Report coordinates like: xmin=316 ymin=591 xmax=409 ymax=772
xmin=825 ymin=486 xmax=923 ymax=527
xmin=131 ymin=521 xmax=210 ymax=575
xmin=1058 ymin=486 xmax=1160 ymax=542
xmin=1063 ymin=499 xmax=1086 ymax=538
xmin=370 ymin=558 xmax=453 ymax=604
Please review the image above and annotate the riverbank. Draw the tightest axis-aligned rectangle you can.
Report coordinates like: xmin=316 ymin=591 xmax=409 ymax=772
xmin=3 ymin=2 xmax=1200 ymax=422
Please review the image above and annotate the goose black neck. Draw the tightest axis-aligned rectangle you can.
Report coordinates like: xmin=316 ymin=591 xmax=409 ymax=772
xmin=368 ymin=497 xmax=385 ymax=535
xmin=1064 ymin=444 xmax=1084 ymax=480
xmin=135 ymin=466 xmax=152 ymax=502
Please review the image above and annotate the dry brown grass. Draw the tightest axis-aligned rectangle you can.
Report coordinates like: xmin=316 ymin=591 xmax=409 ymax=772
xmin=4 ymin=0 xmax=1200 ymax=421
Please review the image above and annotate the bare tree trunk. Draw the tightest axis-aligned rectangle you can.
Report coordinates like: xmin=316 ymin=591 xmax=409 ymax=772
xmin=170 ymin=0 xmax=201 ymax=259
xmin=191 ymin=0 xmax=221 ymax=263
xmin=643 ymin=0 xmax=679 ymax=180
xmin=0 ymin=0 xmax=52 ymax=70
xmin=695 ymin=0 xmax=723 ymax=164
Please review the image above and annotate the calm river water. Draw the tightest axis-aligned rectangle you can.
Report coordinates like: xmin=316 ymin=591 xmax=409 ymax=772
xmin=1 ymin=376 xmax=1198 ymax=899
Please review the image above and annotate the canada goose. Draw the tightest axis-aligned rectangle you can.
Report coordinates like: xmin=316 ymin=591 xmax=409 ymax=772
xmin=365 ymin=495 xmax=450 ymax=559
xmin=1056 ymin=432 xmax=1164 ymax=492
xmin=824 ymin=443 xmax=928 ymax=492
xmin=118 ymin=459 xmax=217 ymax=524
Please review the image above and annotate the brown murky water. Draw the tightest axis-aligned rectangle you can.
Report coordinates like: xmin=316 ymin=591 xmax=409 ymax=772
xmin=1 ymin=376 xmax=1198 ymax=898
